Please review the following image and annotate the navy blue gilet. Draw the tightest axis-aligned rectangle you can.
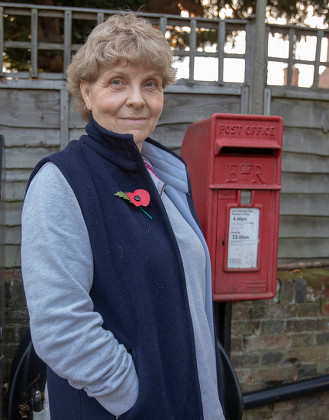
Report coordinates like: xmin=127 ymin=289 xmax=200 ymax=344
xmin=28 ymin=118 xmax=205 ymax=420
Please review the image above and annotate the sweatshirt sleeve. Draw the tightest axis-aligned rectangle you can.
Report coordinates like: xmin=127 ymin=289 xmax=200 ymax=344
xmin=21 ymin=162 xmax=139 ymax=417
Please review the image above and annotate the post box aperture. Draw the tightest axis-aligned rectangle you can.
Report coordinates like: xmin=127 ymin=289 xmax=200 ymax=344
xmin=181 ymin=114 xmax=283 ymax=301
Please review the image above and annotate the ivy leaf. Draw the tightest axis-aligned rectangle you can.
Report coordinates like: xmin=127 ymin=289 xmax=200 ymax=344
xmin=114 ymin=191 xmax=130 ymax=201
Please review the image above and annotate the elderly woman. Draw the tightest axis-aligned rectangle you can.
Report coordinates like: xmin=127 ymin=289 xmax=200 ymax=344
xmin=21 ymin=13 xmax=225 ymax=420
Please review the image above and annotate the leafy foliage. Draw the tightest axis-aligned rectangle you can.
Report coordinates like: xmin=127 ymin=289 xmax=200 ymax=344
xmin=211 ymin=0 xmax=328 ymax=24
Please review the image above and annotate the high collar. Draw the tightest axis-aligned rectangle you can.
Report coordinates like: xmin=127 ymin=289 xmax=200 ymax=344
xmin=83 ymin=116 xmax=143 ymax=172
xmin=83 ymin=116 xmax=188 ymax=193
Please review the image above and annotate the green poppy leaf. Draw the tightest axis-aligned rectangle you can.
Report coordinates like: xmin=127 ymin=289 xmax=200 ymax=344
xmin=114 ymin=191 xmax=130 ymax=200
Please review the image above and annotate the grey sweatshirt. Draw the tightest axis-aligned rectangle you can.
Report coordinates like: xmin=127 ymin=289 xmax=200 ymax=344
xmin=22 ymin=161 xmax=224 ymax=419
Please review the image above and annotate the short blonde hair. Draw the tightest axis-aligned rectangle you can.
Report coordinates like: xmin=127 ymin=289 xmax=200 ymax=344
xmin=67 ymin=13 xmax=176 ymax=121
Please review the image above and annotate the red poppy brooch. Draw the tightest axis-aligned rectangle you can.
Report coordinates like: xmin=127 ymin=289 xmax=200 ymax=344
xmin=114 ymin=189 xmax=152 ymax=219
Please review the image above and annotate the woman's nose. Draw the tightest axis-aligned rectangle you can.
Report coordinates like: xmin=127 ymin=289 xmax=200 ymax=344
xmin=126 ymin=86 xmax=145 ymax=109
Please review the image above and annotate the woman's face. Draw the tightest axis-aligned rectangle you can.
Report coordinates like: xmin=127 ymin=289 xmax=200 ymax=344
xmin=80 ymin=61 xmax=164 ymax=150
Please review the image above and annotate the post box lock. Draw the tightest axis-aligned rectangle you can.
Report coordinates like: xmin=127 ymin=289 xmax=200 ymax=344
xmin=181 ymin=114 xmax=283 ymax=301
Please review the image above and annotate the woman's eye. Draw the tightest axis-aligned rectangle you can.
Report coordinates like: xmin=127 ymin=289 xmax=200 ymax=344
xmin=110 ymin=79 xmax=122 ymax=86
xmin=145 ymin=81 xmax=156 ymax=88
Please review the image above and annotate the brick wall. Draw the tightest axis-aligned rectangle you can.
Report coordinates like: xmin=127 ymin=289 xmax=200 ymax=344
xmin=2 ymin=267 xmax=329 ymax=418
xmin=3 ymin=269 xmax=29 ymax=380
xmin=231 ymin=267 xmax=329 ymax=419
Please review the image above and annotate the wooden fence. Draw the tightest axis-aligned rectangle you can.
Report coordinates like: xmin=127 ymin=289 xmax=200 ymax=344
xmin=1 ymin=3 xmax=329 ymax=266
xmin=0 ymin=134 xmax=4 ymax=416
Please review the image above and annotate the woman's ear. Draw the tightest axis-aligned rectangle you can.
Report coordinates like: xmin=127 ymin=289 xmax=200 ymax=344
xmin=80 ymin=81 xmax=92 ymax=111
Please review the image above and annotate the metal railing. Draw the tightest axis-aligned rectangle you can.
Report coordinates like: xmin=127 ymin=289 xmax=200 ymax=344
xmin=243 ymin=374 xmax=329 ymax=410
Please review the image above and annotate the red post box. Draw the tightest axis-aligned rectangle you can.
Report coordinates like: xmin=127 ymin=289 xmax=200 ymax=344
xmin=181 ymin=114 xmax=283 ymax=301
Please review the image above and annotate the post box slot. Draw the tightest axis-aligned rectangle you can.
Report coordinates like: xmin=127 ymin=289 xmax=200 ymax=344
xmin=216 ymin=146 xmax=280 ymax=157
